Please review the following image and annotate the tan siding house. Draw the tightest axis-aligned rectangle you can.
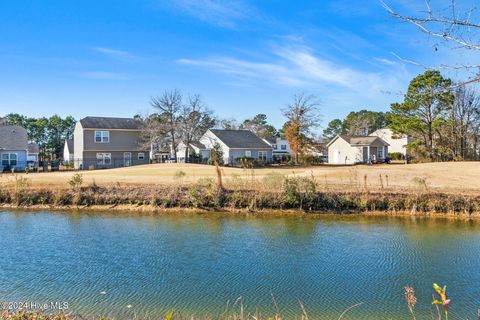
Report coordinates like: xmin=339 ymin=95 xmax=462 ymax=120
xmin=73 ymin=117 xmax=149 ymax=169
xmin=370 ymin=128 xmax=414 ymax=157
xmin=327 ymin=135 xmax=389 ymax=165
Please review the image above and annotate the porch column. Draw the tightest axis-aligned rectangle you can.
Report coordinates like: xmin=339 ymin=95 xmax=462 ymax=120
xmin=367 ymin=145 xmax=371 ymax=163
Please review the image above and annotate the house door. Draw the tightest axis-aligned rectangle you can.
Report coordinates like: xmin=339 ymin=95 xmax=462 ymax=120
xmin=363 ymin=147 xmax=368 ymax=162
xmin=333 ymin=149 xmax=338 ymax=163
xmin=124 ymin=152 xmax=132 ymax=167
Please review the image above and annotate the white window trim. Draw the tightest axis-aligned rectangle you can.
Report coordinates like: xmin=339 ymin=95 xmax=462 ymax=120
xmin=1 ymin=153 xmax=18 ymax=166
xmin=138 ymin=152 xmax=145 ymax=160
xmin=96 ymin=153 xmax=111 ymax=165
xmin=281 ymin=145 xmax=287 ymax=150
xmin=377 ymin=148 xmax=384 ymax=158
xmin=258 ymin=151 xmax=267 ymax=161
xmin=95 ymin=131 xmax=110 ymax=143
xmin=245 ymin=150 xmax=251 ymax=157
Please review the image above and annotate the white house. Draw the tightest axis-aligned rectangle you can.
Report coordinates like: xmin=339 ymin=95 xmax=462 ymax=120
xmin=200 ymin=129 xmax=273 ymax=165
xmin=263 ymin=136 xmax=291 ymax=161
xmin=327 ymin=135 xmax=389 ymax=165
xmin=369 ymin=128 xmax=413 ymax=157
xmin=27 ymin=143 xmax=40 ymax=166
xmin=63 ymin=139 xmax=74 ymax=163
xmin=176 ymin=141 xmax=210 ymax=163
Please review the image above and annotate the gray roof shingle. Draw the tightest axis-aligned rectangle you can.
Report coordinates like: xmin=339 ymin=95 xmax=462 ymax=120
xmin=0 ymin=125 xmax=28 ymax=150
xmin=27 ymin=143 xmax=39 ymax=154
xmin=190 ymin=141 xmax=206 ymax=149
xmin=210 ymin=129 xmax=272 ymax=149
xmin=80 ymin=116 xmax=143 ymax=130
xmin=65 ymin=139 xmax=74 ymax=152
xmin=339 ymin=135 xmax=389 ymax=146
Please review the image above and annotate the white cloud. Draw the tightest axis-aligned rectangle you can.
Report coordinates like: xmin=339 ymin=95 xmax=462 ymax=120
xmin=374 ymin=57 xmax=397 ymax=65
xmin=165 ymin=0 xmax=253 ymax=28
xmin=92 ymin=47 xmax=136 ymax=60
xmin=177 ymin=42 xmax=407 ymax=94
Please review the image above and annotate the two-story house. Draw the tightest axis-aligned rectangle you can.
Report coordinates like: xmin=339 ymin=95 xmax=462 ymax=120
xmin=263 ymin=136 xmax=291 ymax=162
xmin=73 ymin=116 xmax=149 ymax=169
xmin=370 ymin=128 xmax=414 ymax=159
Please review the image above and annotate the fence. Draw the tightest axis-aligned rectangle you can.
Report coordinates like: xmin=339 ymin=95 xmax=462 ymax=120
xmin=69 ymin=157 xmax=150 ymax=170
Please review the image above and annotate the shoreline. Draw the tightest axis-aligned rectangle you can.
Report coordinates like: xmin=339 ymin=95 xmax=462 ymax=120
xmin=1 ymin=176 xmax=480 ymax=218
xmin=2 ymin=203 xmax=480 ymax=220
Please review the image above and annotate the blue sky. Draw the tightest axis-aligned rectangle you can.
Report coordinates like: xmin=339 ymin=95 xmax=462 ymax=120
xmin=0 ymin=0 xmax=473 ymax=130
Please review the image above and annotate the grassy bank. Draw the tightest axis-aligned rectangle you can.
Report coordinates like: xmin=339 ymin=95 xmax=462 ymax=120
xmin=1 ymin=173 xmax=480 ymax=216
xmin=2 ymin=162 xmax=480 ymax=194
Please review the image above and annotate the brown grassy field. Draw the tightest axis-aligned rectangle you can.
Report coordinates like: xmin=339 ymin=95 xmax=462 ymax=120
xmin=1 ymin=162 xmax=479 ymax=194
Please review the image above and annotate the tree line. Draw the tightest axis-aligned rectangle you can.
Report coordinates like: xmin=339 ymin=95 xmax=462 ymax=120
xmin=0 ymin=92 xmax=322 ymax=164
xmin=323 ymin=70 xmax=480 ymax=161
xmin=322 ymin=110 xmax=390 ymax=140
xmin=390 ymin=71 xmax=480 ymax=161
xmin=140 ymin=90 xmax=322 ymax=164
xmin=0 ymin=114 xmax=75 ymax=161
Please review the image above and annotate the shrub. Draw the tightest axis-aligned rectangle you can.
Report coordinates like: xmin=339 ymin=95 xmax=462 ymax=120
xmin=235 ymin=156 xmax=256 ymax=168
xmin=208 ymin=142 xmax=224 ymax=165
xmin=282 ymin=176 xmax=317 ymax=209
xmin=68 ymin=173 xmax=83 ymax=190
xmin=188 ymin=178 xmax=216 ymax=207
xmin=173 ymin=170 xmax=187 ymax=180
xmin=300 ymin=154 xmax=322 ymax=165
xmin=389 ymin=152 xmax=404 ymax=160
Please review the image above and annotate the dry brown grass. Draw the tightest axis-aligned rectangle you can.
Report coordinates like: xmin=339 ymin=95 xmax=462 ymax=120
xmin=1 ymin=162 xmax=479 ymax=194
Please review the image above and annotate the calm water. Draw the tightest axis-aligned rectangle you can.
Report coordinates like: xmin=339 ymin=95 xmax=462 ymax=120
xmin=0 ymin=211 xmax=480 ymax=319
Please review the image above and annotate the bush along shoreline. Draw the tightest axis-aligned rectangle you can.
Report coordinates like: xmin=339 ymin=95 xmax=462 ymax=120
xmin=1 ymin=174 xmax=480 ymax=216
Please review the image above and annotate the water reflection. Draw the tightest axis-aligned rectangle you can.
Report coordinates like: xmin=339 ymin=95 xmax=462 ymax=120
xmin=0 ymin=211 xmax=479 ymax=319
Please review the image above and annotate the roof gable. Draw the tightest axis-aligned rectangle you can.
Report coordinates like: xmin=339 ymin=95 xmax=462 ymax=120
xmin=27 ymin=143 xmax=39 ymax=154
xmin=209 ymin=129 xmax=272 ymax=149
xmin=189 ymin=141 xmax=206 ymax=150
xmin=0 ymin=125 xmax=28 ymax=150
xmin=327 ymin=134 xmax=389 ymax=147
xmin=79 ymin=116 xmax=143 ymax=130
xmin=65 ymin=139 xmax=74 ymax=152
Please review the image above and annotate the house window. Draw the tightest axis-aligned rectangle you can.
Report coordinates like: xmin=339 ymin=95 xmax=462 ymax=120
xmin=95 ymin=131 xmax=110 ymax=143
xmin=138 ymin=152 xmax=145 ymax=160
xmin=273 ymin=144 xmax=277 ymax=150
xmin=96 ymin=153 xmax=111 ymax=165
xmin=258 ymin=151 xmax=267 ymax=161
xmin=281 ymin=145 xmax=287 ymax=150
xmin=377 ymin=148 xmax=384 ymax=159
xmin=1 ymin=153 xmax=17 ymax=166
xmin=245 ymin=150 xmax=251 ymax=157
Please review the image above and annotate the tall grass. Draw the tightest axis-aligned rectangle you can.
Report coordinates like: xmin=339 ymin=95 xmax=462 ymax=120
xmin=0 ymin=283 xmax=466 ymax=319
xmin=1 ymin=174 xmax=480 ymax=215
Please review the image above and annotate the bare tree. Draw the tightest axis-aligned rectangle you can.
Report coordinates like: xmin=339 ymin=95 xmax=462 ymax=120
xmin=452 ymin=85 xmax=480 ymax=159
xmin=217 ymin=118 xmax=240 ymax=130
xmin=179 ymin=94 xmax=215 ymax=162
xmin=282 ymin=93 xmax=321 ymax=164
xmin=150 ymin=90 xmax=183 ymax=162
xmin=383 ymin=1 xmax=480 ymax=83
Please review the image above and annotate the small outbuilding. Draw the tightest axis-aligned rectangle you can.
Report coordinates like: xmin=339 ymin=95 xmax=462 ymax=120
xmin=63 ymin=139 xmax=74 ymax=163
xmin=327 ymin=135 xmax=389 ymax=165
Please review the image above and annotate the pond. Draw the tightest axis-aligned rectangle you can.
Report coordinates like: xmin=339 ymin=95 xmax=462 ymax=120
xmin=0 ymin=210 xmax=479 ymax=319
